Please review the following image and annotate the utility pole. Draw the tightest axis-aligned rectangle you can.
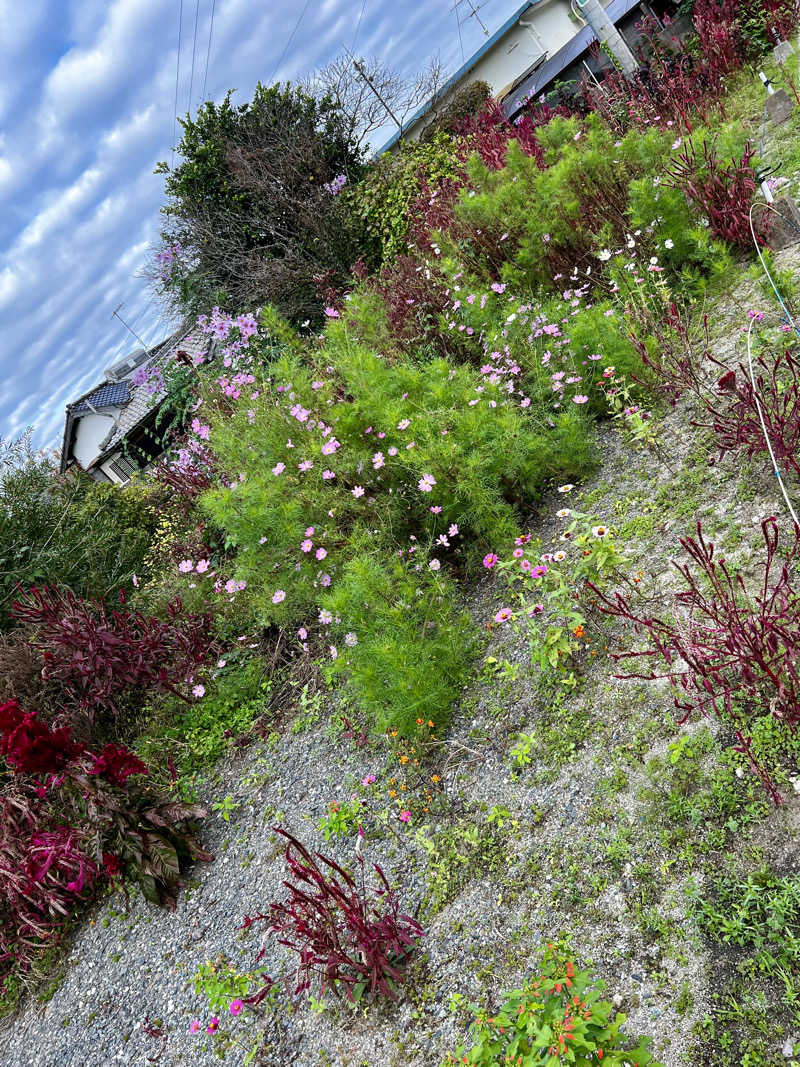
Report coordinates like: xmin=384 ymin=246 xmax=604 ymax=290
xmin=574 ymin=0 xmax=639 ymax=79
xmin=353 ymin=59 xmax=404 ymax=131
xmin=112 ymin=303 xmax=151 ymax=354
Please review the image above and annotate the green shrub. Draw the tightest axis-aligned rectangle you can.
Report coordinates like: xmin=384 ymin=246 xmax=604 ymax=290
xmin=198 ymin=299 xmax=599 ymax=633
xmin=142 ymin=657 xmax=271 ymax=776
xmin=445 ymin=942 xmax=660 ymax=1065
xmin=352 ymin=133 xmax=464 ymax=263
xmin=322 ymin=542 xmax=477 ymax=735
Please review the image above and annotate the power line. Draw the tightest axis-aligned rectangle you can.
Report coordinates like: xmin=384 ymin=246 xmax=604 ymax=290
xmin=201 ymin=0 xmax=217 ymax=103
xmin=270 ymin=0 xmax=313 ymax=83
xmin=351 ymin=0 xmax=368 ymax=53
xmin=454 ymin=3 xmax=465 ymax=63
xmin=187 ymin=0 xmax=201 ymax=112
xmin=170 ymin=0 xmax=184 ymax=169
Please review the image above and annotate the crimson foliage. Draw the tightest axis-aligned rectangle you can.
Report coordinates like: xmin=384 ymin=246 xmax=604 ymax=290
xmin=696 ymin=349 xmax=800 ymax=479
xmin=12 ymin=586 xmax=214 ymax=724
xmin=665 ymin=139 xmax=757 ymax=250
xmin=241 ymin=827 xmax=423 ymax=1001
xmin=0 ymin=700 xmax=212 ymax=986
xmin=589 ymin=518 xmax=800 ymax=804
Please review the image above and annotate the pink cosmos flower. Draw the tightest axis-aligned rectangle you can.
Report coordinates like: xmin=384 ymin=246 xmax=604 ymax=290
xmin=316 ymin=547 xmax=327 ymax=560
xmin=196 ymin=559 xmax=210 ymax=573
xmin=572 ymin=395 xmax=589 ymax=404
xmin=449 ymin=524 xmax=459 ymax=536
xmin=494 ymin=608 xmax=512 ymax=623
xmin=352 ymin=485 xmax=365 ymax=498
xmin=361 ymin=774 xmax=376 ymax=786
xmin=301 ymin=539 xmax=313 ymax=553
xmin=324 ymin=306 xmax=340 ymax=318
xmin=298 ymin=627 xmax=308 ymax=639
xmin=397 ymin=419 xmax=410 ymax=430
xmin=322 ymin=469 xmax=336 ymax=479
xmin=272 ymin=590 xmax=286 ymax=604
xmin=190 ymin=1020 xmax=202 ymax=1034
xmin=298 ymin=460 xmax=313 ymax=472
xmin=429 ymin=505 xmax=442 ymax=514
xmin=192 ymin=684 xmax=205 ymax=698
xmin=330 ymin=646 xmax=338 ymax=659
xmin=132 ymin=573 xmax=139 ymax=587
xmin=345 ymin=632 xmax=358 ymax=646
xmin=429 ymin=559 xmax=441 ymax=570
xmin=179 ymin=560 xmax=193 ymax=573
xmin=272 ymin=462 xmax=285 ymax=475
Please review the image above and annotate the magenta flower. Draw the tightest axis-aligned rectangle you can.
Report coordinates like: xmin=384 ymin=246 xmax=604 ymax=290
xmin=483 ymin=553 xmax=499 ymax=569
xmin=398 ymin=810 xmax=411 ymax=823
xmin=229 ymin=1000 xmax=243 ymax=1016
xmin=190 ymin=1020 xmax=202 ymax=1034
xmin=494 ymin=608 xmax=512 ymax=623
xmin=362 ymin=773 xmax=376 ymax=785
xmin=531 ymin=565 xmax=548 ymax=578
xmin=207 ymin=1017 xmax=219 ymax=1034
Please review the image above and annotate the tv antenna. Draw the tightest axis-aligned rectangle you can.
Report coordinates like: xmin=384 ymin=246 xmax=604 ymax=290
xmin=451 ymin=0 xmax=491 ymax=36
xmin=112 ymin=303 xmax=151 ymax=354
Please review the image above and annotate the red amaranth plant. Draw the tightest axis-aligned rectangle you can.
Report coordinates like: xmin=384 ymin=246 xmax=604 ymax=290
xmin=457 ymin=99 xmax=544 ymax=171
xmin=588 ymin=518 xmax=800 ymax=804
xmin=628 ymin=301 xmax=708 ymax=404
xmin=12 ymin=586 xmax=214 ymax=724
xmin=241 ymin=827 xmax=423 ymax=1002
xmin=665 ymin=139 xmax=757 ymax=250
xmin=695 ymin=348 xmax=800 ymax=477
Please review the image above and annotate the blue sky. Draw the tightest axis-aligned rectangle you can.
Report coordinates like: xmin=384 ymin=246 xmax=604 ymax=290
xmin=0 ymin=0 xmax=524 ymax=454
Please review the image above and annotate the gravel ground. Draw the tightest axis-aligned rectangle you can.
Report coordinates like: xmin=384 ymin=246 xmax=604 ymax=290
xmin=4 ymin=221 xmax=800 ymax=1067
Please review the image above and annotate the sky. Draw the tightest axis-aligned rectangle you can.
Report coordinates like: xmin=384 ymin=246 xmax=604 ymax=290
xmin=0 ymin=0 xmax=525 ymax=454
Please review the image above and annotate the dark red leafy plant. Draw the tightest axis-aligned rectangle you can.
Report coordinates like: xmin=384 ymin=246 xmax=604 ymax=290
xmin=588 ymin=518 xmax=800 ymax=804
xmin=12 ymin=586 xmax=214 ymax=724
xmin=0 ymin=701 xmax=213 ymax=987
xmin=241 ymin=827 xmax=423 ymax=1002
xmin=665 ymin=139 xmax=757 ymax=250
xmin=694 ymin=348 xmax=800 ymax=478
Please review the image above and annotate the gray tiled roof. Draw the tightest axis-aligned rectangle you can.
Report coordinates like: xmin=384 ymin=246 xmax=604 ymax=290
xmin=71 ymin=380 xmax=130 ymax=412
xmin=97 ymin=329 xmax=212 ymax=456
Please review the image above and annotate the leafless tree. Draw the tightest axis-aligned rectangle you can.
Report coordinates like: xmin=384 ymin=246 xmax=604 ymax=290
xmin=306 ymin=53 xmax=447 ymax=148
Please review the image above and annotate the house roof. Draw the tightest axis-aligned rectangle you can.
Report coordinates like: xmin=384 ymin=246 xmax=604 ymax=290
xmin=71 ymin=380 xmax=131 ymax=413
xmin=376 ymin=0 xmax=539 ymax=154
xmin=59 ymin=326 xmax=213 ymax=475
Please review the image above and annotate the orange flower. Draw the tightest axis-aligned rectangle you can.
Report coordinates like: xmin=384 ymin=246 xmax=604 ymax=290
xmin=431 ymin=774 xmax=441 ymax=783
xmin=572 ymin=624 xmax=585 ymax=638
xmin=388 ymin=789 xmax=397 ymax=797
xmin=427 ymin=720 xmax=434 ymax=727
xmin=416 ymin=717 xmax=424 ymax=725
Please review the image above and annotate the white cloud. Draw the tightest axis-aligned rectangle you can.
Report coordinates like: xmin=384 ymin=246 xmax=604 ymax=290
xmin=0 ymin=0 xmax=521 ymax=449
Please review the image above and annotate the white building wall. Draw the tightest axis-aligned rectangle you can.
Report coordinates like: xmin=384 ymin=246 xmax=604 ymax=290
xmin=71 ymin=412 xmax=117 ymax=470
xmin=402 ymin=0 xmax=579 ymax=142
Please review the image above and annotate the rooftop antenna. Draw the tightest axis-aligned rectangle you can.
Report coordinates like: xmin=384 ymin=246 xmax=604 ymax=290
xmin=451 ymin=0 xmax=491 ymax=37
xmin=112 ymin=303 xmax=151 ymax=355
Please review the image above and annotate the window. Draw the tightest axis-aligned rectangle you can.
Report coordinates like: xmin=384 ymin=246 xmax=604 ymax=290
xmin=108 ymin=454 xmax=138 ymax=483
